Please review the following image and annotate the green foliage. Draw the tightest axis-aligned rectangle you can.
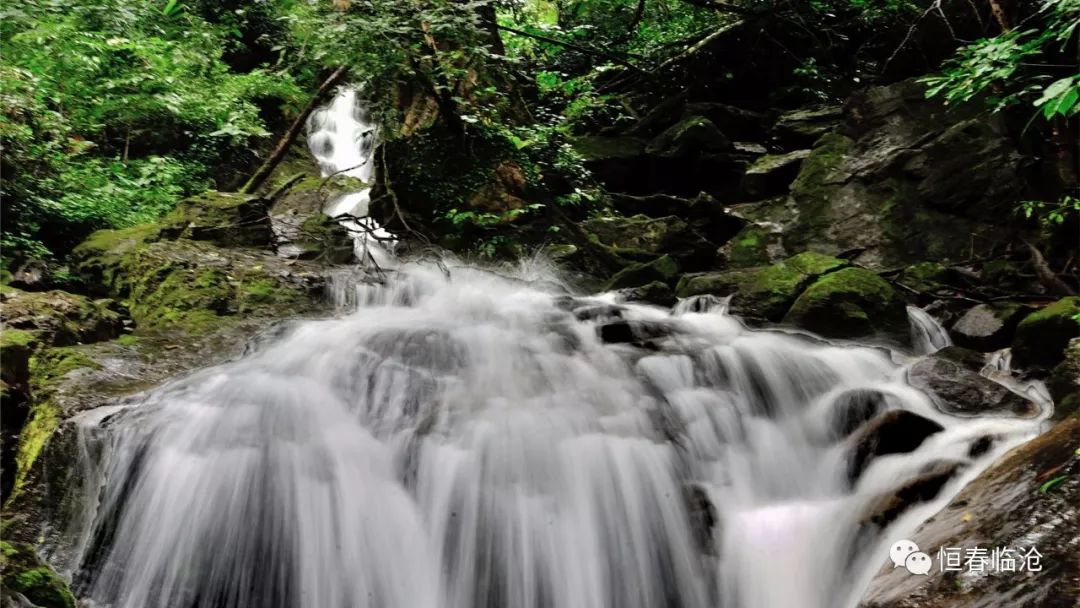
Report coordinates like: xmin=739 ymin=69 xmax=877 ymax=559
xmin=1 ymin=0 xmax=305 ymax=263
xmin=1018 ymin=195 xmax=1080 ymax=227
xmin=921 ymin=0 xmax=1080 ymax=119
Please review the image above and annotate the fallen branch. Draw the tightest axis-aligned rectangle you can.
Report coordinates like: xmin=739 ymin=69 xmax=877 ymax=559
xmin=1025 ymin=240 xmax=1076 ymax=296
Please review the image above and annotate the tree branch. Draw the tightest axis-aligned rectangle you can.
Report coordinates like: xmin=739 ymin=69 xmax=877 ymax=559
xmin=496 ymin=24 xmax=644 ymax=71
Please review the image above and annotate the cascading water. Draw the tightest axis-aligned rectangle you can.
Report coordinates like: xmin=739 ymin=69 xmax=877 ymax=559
xmin=56 ymin=92 xmax=1050 ymax=608
xmin=905 ymin=305 xmax=951 ymax=355
xmin=306 ymin=88 xmax=394 ymax=266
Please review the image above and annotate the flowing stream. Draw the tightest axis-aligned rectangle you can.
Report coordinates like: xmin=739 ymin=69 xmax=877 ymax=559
xmin=57 ymin=91 xmax=1048 ymax=608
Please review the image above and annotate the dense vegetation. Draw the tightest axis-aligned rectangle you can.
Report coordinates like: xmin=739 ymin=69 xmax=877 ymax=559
xmin=1 ymin=0 xmax=1076 ymax=267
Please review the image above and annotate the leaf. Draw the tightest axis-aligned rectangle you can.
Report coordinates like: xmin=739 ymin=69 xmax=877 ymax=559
xmin=1039 ymin=475 xmax=1067 ymax=494
xmin=162 ymin=0 xmax=183 ymax=17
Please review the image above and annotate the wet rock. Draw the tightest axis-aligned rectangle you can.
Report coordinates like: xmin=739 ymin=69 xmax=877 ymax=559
xmin=646 ymin=116 xmax=731 ymax=157
xmin=608 ymin=192 xmax=691 ymax=218
xmin=598 ymin=320 xmax=675 ymax=346
xmin=784 ymin=267 xmax=909 ymax=341
xmin=740 ymin=149 xmax=811 ymax=199
xmin=1012 ymin=296 xmax=1080 ymax=370
xmin=616 ymin=281 xmax=677 ymax=307
xmin=605 ymin=255 xmax=679 ymax=290
xmin=684 ymin=483 xmax=720 ymax=555
xmin=846 ymin=410 xmax=944 ymax=482
xmin=967 ymin=435 xmax=995 ymax=458
xmin=160 ymin=190 xmax=273 ymax=247
xmin=897 ymin=262 xmax=968 ymax=294
xmin=8 ymin=260 xmax=49 ymax=291
xmin=949 ymin=302 xmax=1030 ymax=352
xmin=270 ymin=175 xmax=360 ymax=262
xmin=0 ymin=287 xmax=124 ymax=347
xmin=1047 ymin=338 xmax=1080 ymax=420
xmin=0 ymin=541 xmax=75 ymax=608
xmin=830 ymin=389 xmax=891 ymax=438
xmin=857 ymin=417 xmax=1080 ymax=608
xmin=573 ymin=304 xmax=625 ymax=322
xmin=859 ymin=460 xmax=963 ymax=528
xmin=716 ymin=223 xmax=786 ymax=268
xmin=771 ymin=105 xmax=842 ymax=147
xmin=677 ymin=252 xmax=847 ymax=321
xmin=907 ymin=347 xmax=1038 ymax=418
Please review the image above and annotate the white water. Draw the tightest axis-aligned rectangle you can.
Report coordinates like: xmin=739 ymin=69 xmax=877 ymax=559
xmin=906 ymin=305 xmax=951 ymax=355
xmin=57 ymin=92 xmax=1050 ymax=608
xmin=306 ymin=88 xmax=394 ymax=266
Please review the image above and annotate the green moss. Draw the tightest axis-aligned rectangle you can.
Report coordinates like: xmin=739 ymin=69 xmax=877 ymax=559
xmin=784 ymin=266 xmax=907 ymax=340
xmin=161 ymin=191 xmax=271 ymax=247
xmin=572 ymin=135 xmax=645 ymax=160
xmin=1 ymin=542 xmax=75 ymax=608
xmin=1 ymin=329 xmax=37 ymax=349
xmin=788 ymin=133 xmax=853 ymax=247
xmin=1013 ymin=297 xmax=1080 ymax=369
xmin=725 ymin=226 xmax=770 ymax=268
xmin=605 ymin=255 xmax=679 ymax=290
xmin=115 ymin=334 xmax=139 ymax=346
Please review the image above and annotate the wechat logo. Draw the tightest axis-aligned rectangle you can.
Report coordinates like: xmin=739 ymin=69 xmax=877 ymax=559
xmin=890 ymin=539 xmax=932 ymax=575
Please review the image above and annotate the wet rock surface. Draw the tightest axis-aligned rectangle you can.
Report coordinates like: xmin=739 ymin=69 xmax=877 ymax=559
xmin=949 ymin=302 xmax=1030 ymax=352
xmin=858 ymin=417 xmax=1080 ymax=608
xmin=908 ymin=347 xmax=1039 ymax=418
xmin=1012 ymin=297 xmax=1080 ymax=370
xmin=846 ymin=410 xmax=945 ymax=482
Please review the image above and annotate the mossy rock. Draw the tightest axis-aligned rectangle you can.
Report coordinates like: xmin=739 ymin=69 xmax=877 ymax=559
xmin=676 ymin=252 xmax=847 ymax=321
xmin=1047 ymin=339 xmax=1080 ymax=420
xmin=0 ymin=287 xmax=124 ymax=348
xmin=1 ymin=541 xmax=75 ymax=608
xmin=571 ymin=136 xmax=646 ymax=161
xmin=161 ymin=190 xmax=273 ymax=247
xmin=718 ymin=224 xmax=784 ymax=268
xmin=898 ymin=262 xmax=965 ymax=293
xmin=741 ymin=149 xmax=811 ymax=199
xmin=1012 ymin=296 xmax=1080 ymax=369
xmin=784 ymin=266 xmax=908 ymax=340
xmin=616 ymin=281 xmax=677 ymax=307
xmin=605 ymin=255 xmax=679 ymax=290
xmin=646 ymin=115 xmax=730 ymax=157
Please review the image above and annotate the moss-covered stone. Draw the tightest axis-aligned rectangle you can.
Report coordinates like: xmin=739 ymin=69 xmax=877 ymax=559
xmin=897 ymin=262 xmax=962 ymax=293
xmin=161 ymin=190 xmax=272 ymax=247
xmin=0 ymin=287 xmax=124 ymax=347
xmin=1 ymin=541 xmax=75 ymax=608
xmin=784 ymin=266 xmax=908 ymax=340
xmin=719 ymin=225 xmax=774 ymax=268
xmin=1012 ymin=296 xmax=1080 ymax=369
xmin=741 ymin=149 xmax=811 ymax=198
xmin=676 ymin=252 xmax=847 ymax=321
xmin=646 ymin=115 xmax=730 ymax=157
xmin=1047 ymin=339 xmax=1080 ymax=420
xmin=605 ymin=255 xmax=679 ymax=290
xmin=571 ymin=136 xmax=646 ymax=161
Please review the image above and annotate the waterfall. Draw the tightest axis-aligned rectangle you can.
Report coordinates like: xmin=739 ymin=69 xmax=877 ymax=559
xmin=906 ymin=306 xmax=951 ymax=355
xmin=58 ymin=92 xmax=1048 ymax=608
xmin=306 ymin=88 xmax=394 ymax=266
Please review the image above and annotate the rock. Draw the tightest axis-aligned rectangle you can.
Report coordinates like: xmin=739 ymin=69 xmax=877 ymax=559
xmin=897 ymin=262 xmax=967 ymax=293
xmin=908 ymin=347 xmax=1038 ymax=418
xmin=857 ymin=417 xmax=1080 ymax=608
xmin=676 ymin=252 xmax=848 ymax=321
xmin=597 ymin=320 xmax=675 ymax=346
xmin=605 ymin=255 xmax=679 ymax=290
xmin=0 ymin=541 xmax=75 ymax=608
xmin=270 ymin=175 xmax=361 ymax=262
xmin=1047 ymin=338 xmax=1080 ymax=420
xmin=573 ymin=135 xmax=647 ymax=162
xmin=160 ymin=190 xmax=273 ymax=247
xmin=616 ymin=281 xmax=677 ymax=307
xmin=683 ymin=192 xmax=750 ymax=245
xmin=646 ymin=116 xmax=731 ymax=157
xmin=684 ymin=482 xmax=719 ymax=555
xmin=782 ymin=80 xmax=1025 ymax=269
xmin=846 ymin=410 xmax=944 ymax=482
xmin=740 ymin=149 xmax=811 ymax=199
xmin=1012 ymin=296 xmax=1080 ymax=369
xmin=608 ymin=192 xmax=691 ymax=218
xmin=858 ymin=460 xmax=964 ymax=528
xmin=0 ymin=287 xmax=124 ymax=347
xmin=949 ymin=302 xmax=1030 ymax=352
xmin=784 ymin=267 xmax=909 ymax=341
xmin=771 ymin=105 xmax=842 ymax=147
xmin=572 ymin=304 xmax=625 ymax=322
xmin=582 ymin=215 xmax=716 ymax=269
xmin=716 ymin=224 xmax=786 ymax=268
xmin=830 ymin=389 xmax=891 ymax=438
xmin=9 ymin=260 xmax=48 ymax=291
xmin=682 ymin=102 xmax=765 ymax=140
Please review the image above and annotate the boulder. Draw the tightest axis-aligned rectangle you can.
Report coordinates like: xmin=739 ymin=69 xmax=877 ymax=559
xmin=846 ymin=410 xmax=944 ymax=482
xmin=676 ymin=252 xmax=847 ymax=321
xmin=616 ymin=281 xmax=677 ymax=307
xmin=160 ymin=191 xmax=273 ymax=247
xmin=270 ymin=175 xmax=362 ymax=262
xmin=771 ymin=105 xmax=842 ymax=147
xmin=857 ymin=417 xmax=1080 ymax=608
xmin=1047 ymin=338 xmax=1080 ymax=420
xmin=0 ymin=287 xmax=124 ymax=347
xmin=597 ymin=320 xmax=676 ymax=346
xmin=582 ymin=215 xmax=716 ymax=269
xmin=908 ymin=347 xmax=1038 ymax=418
xmin=0 ymin=541 xmax=75 ymax=608
xmin=604 ymin=256 xmax=679 ymax=290
xmin=781 ymin=80 xmax=1026 ymax=269
xmin=682 ymin=102 xmax=765 ymax=140
xmin=1012 ymin=296 xmax=1080 ymax=369
xmin=784 ymin=267 xmax=909 ymax=341
xmin=740 ymin=149 xmax=811 ymax=199
xmin=829 ymin=389 xmax=892 ymax=438
xmin=716 ymin=224 xmax=786 ymax=268
xmin=949 ymin=302 xmax=1030 ymax=351
xmin=646 ymin=116 xmax=731 ymax=157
